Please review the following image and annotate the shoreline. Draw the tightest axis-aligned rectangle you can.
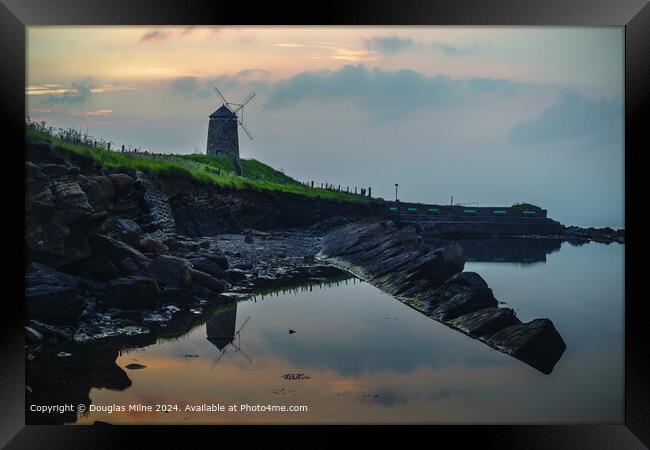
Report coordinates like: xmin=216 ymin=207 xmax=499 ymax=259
xmin=24 ymin=139 xmax=621 ymax=423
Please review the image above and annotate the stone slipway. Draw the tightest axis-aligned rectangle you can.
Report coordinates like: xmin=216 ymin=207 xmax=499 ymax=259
xmin=316 ymin=218 xmax=567 ymax=374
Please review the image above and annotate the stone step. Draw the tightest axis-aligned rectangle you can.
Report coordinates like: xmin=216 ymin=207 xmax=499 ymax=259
xmin=136 ymin=171 xmax=176 ymax=235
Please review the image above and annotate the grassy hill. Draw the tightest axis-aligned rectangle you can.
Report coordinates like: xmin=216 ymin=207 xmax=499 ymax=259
xmin=26 ymin=123 xmax=372 ymax=204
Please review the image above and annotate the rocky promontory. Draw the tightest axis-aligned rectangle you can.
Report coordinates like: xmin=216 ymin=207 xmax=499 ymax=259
xmin=317 ymin=218 xmax=567 ymax=374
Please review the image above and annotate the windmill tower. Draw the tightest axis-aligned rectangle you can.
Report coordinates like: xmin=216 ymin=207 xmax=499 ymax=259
xmin=206 ymin=87 xmax=255 ymax=160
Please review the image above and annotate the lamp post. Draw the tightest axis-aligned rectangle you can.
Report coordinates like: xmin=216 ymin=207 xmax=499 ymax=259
xmin=394 ymin=184 xmax=400 ymax=224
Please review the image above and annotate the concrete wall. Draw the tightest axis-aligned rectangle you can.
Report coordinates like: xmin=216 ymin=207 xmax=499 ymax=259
xmin=206 ymin=117 xmax=239 ymax=159
xmin=385 ymin=202 xmax=559 ymax=236
xmin=386 ymin=202 xmax=548 ymax=219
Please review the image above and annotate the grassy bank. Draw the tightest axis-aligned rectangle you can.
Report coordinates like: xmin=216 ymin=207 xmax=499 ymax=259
xmin=26 ymin=124 xmax=372 ymax=204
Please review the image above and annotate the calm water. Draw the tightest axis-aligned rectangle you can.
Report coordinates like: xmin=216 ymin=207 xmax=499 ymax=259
xmin=76 ymin=239 xmax=624 ymax=424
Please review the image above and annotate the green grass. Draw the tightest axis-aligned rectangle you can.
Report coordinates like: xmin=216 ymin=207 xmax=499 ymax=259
xmin=26 ymin=125 xmax=372 ymax=204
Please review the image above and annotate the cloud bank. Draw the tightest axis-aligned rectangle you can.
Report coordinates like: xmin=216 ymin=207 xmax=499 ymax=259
xmin=509 ymin=90 xmax=623 ymax=146
xmin=264 ymin=64 xmax=537 ymax=118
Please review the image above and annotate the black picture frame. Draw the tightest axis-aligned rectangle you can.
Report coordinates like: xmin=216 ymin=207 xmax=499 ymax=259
xmin=1 ymin=0 xmax=647 ymax=447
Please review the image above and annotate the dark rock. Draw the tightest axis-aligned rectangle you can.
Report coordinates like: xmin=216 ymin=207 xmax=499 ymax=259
xmin=482 ymin=319 xmax=567 ymax=374
xmin=72 ymin=256 xmax=120 ymax=281
xmin=25 ymin=264 xmax=85 ymax=325
xmin=104 ymin=276 xmax=160 ymax=308
xmin=139 ymin=236 xmax=169 ymax=254
xmin=190 ymin=269 xmax=227 ymax=293
xmin=449 ymin=307 xmax=521 ymax=337
xmin=445 ymin=271 xmax=489 ymax=290
xmin=319 ymin=219 xmax=464 ymax=295
xmin=114 ymin=218 xmax=142 ymax=247
xmin=88 ymin=234 xmax=149 ymax=268
xmin=27 ymin=262 xmax=81 ymax=289
xmin=147 ymin=255 xmax=193 ymax=287
xmin=52 ymin=181 xmax=93 ymax=216
xmin=190 ymin=258 xmax=225 ymax=278
xmin=75 ymin=211 xmax=108 ymax=234
xmin=199 ymin=240 xmax=211 ymax=248
xmin=41 ymin=163 xmax=80 ymax=179
xmin=430 ymin=287 xmax=498 ymax=321
xmin=163 ymin=237 xmax=181 ymax=251
xmin=117 ymin=257 xmax=141 ymax=276
xmin=225 ymin=268 xmax=247 ymax=282
xmin=244 ymin=232 xmax=254 ymax=244
xmin=79 ymin=175 xmax=115 ymax=208
xmin=108 ymin=173 xmax=134 ymax=194
xmin=26 ymin=173 xmax=98 ymax=267
xmin=28 ymin=320 xmax=73 ymax=341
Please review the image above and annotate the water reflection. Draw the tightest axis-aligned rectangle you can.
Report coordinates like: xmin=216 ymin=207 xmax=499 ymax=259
xmin=424 ymin=236 xmax=561 ymax=264
xmin=206 ymin=304 xmax=238 ymax=351
xmin=28 ymin=241 xmax=623 ymax=425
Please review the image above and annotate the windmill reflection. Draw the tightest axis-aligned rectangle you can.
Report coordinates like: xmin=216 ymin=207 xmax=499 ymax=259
xmin=206 ymin=303 xmax=253 ymax=368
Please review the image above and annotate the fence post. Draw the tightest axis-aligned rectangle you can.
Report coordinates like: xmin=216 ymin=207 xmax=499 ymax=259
xmin=368 ymin=187 xmax=371 ymax=197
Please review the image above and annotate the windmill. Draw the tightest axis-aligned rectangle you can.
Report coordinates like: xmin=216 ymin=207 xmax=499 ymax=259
xmin=206 ymin=86 xmax=255 ymax=160
xmin=210 ymin=315 xmax=253 ymax=369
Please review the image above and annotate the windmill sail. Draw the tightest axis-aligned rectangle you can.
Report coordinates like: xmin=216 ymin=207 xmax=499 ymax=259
xmin=206 ymin=87 xmax=255 ymax=158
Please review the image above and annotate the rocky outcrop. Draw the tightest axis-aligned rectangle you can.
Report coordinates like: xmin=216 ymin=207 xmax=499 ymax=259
xmin=25 ymin=161 xmax=105 ymax=268
xmin=560 ymin=225 xmax=625 ymax=244
xmin=25 ymin=141 xmax=240 ymax=335
xmin=318 ymin=218 xmax=566 ymax=374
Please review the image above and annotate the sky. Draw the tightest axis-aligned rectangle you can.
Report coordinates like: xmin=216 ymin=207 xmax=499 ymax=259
xmin=26 ymin=26 xmax=624 ymax=227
